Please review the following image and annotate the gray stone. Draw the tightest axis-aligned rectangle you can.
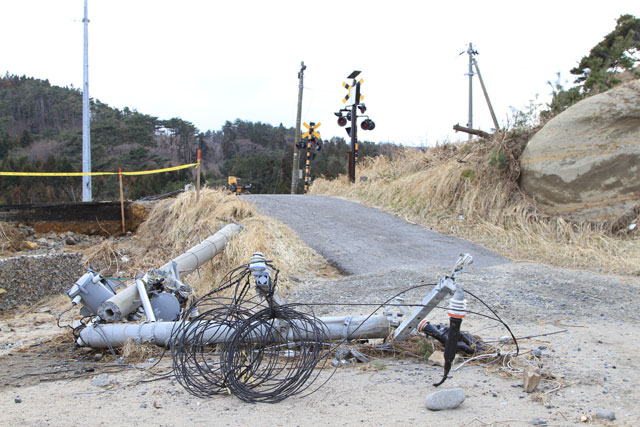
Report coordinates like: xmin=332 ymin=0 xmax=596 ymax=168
xmin=520 ymin=80 xmax=640 ymax=221
xmin=532 ymin=419 xmax=547 ymax=426
xmin=595 ymin=409 xmax=615 ymax=421
xmin=425 ymin=388 xmax=465 ymax=411
xmin=92 ymin=373 xmax=112 ymax=387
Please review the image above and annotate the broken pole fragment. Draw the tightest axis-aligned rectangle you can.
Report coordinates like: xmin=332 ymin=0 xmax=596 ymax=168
xmin=95 ymin=223 xmax=243 ymax=322
xmin=452 ymin=124 xmax=491 ymax=139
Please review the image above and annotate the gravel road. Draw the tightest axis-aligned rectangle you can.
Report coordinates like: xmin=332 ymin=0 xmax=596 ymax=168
xmin=244 ymin=195 xmax=509 ymax=274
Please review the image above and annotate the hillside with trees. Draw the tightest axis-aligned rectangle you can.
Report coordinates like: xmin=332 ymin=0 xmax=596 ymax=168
xmin=0 ymin=74 xmax=384 ymax=203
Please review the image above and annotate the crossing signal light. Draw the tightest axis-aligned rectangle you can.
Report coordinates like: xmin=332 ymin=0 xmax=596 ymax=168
xmin=361 ymin=119 xmax=376 ymax=131
xmin=358 ymin=104 xmax=367 ymax=114
xmin=337 ymin=116 xmax=347 ymax=126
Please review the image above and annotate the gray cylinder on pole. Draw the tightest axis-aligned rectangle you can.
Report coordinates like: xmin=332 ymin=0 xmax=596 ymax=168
xmin=97 ymin=223 xmax=243 ymax=321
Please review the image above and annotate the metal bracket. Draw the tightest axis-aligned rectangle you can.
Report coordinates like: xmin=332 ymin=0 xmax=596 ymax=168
xmin=392 ymin=254 xmax=473 ymax=342
xmin=383 ymin=297 xmax=410 ymax=327
xmin=342 ymin=316 xmax=353 ymax=340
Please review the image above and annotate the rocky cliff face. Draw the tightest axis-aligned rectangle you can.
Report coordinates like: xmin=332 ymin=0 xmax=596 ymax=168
xmin=519 ymin=80 xmax=640 ymax=221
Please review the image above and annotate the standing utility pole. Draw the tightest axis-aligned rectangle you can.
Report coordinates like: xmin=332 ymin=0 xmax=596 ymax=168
xmin=466 ymin=42 xmax=476 ymax=141
xmin=335 ymin=70 xmax=374 ymax=184
xmin=82 ymin=0 xmax=92 ymax=201
xmin=348 ymin=80 xmax=361 ymax=183
xmin=290 ymin=61 xmax=306 ymax=194
xmin=455 ymin=43 xmax=500 ymax=140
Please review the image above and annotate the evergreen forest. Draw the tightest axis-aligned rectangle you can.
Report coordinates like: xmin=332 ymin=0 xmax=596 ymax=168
xmin=0 ymin=74 xmax=385 ymax=204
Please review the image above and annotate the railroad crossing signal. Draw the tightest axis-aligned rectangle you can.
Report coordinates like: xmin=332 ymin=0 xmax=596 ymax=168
xmin=298 ymin=122 xmax=322 ymax=194
xmin=334 ymin=70 xmax=375 ymax=183
xmin=342 ymin=79 xmax=364 ymax=104
xmin=301 ymin=122 xmax=321 ymax=139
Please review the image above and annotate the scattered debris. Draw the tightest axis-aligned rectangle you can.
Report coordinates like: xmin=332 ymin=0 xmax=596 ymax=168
xmin=428 ymin=350 xmax=445 ymax=367
xmin=523 ymin=367 xmax=542 ymax=393
xmin=532 ymin=418 xmax=547 ymax=426
xmin=425 ymin=388 xmax=465 ymax=411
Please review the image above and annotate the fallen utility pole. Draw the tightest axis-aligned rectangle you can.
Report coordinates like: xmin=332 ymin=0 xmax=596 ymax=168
xmin=291 ymin=61 xmax=306 ymax=194
xmin=453 ymin=124 xmax=492 ymax=139
xmin=77 ymin=315 xmax=390 ymax=348
xmin=70 ymin=223 xmax=243 ymax=322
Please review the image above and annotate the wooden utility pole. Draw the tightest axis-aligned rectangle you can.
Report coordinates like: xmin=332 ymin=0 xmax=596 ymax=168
xmin=118 ymin=168 xmax=125 ymax=233
xmin=196 ymin=149 xmax=201 ymax=202
xmin=472 ymin=59 xmax=500 ymax=131
xmin=291 ymin=61 xmax=306 ymax=194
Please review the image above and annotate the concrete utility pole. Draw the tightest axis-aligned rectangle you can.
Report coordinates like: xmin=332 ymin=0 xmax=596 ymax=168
xmin=290 ymin=61 xmax=306 ymax=194
xmin=82 ymin=0 xmax=92 ymax=201
xmin=466 ymin=42 xmax=475 ymax=141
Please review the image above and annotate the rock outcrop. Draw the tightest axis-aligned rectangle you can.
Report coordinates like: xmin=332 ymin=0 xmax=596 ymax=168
xmin=519 ymin=80 xmax=640 ymax=221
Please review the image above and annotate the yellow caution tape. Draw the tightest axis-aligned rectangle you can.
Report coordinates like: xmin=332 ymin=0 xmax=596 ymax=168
xmin=122 ymin=163 xmax=198 ymax=176
xmin=0 ymin=162 xmax=199 ymax=177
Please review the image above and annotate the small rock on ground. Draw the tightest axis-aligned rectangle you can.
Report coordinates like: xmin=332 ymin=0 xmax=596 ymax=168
xmin=595 ymin=409 xmax=615 ymax=421
xmin=92 ymin=373 xmax=112 ymax=387
xmin=425 ymin=388 xmax=465 ymax=411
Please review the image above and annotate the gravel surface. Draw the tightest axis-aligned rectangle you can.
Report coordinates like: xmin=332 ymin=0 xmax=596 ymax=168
xmin=0 ymin=253 xmax=84 ymax=311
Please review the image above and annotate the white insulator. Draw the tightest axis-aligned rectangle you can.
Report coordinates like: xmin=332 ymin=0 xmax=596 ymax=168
xmin=448 ymin=288 xmax=467 ymax=318
xmin=249 ymin=252 xmax=267 ymax=270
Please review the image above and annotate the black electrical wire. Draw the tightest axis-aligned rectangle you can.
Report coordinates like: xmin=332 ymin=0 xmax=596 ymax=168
xmin=168 ymin=264 xmax=519 ymax=403
xmin=170 ymin=262 xmax=332 ymax=403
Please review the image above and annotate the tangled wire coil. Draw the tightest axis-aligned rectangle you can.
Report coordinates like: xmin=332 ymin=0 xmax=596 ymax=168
xmin=170 ymin=262 xmax=331 ymax=403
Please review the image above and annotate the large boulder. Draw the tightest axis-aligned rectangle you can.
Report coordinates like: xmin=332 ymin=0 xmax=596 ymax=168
xmin=519 ymin=80 xmax=640 ymax=221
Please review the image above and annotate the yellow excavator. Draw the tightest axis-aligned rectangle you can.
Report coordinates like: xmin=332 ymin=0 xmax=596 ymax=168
xmin=227 ymin=176 xmax=252 ymax=195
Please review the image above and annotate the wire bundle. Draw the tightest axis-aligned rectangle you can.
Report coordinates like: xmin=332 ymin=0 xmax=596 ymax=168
xmin=170 ymin=263 xmax=330 ymax=403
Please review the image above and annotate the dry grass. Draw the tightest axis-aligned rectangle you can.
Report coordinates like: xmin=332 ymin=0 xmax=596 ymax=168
xmin=0 ymin=222 xmax=29 ymax=254
xmin=121 ymin=339 xmax=164 ymax=363
xmin=118 ymin=187 xmax=337 ymax=297
xmin=311 ymin=134 xmax=640 ymax=275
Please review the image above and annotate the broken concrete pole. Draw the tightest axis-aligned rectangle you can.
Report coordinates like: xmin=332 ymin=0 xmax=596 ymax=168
xmin=77 ymin=315 xmax=391 ymax=348
xmin=97 ymin=223 xmax=242 ymax=321
xmin=160 ymin=223 xmax=242 ymax=277
xmin=523 ymin=367 xmax=541 ymax=393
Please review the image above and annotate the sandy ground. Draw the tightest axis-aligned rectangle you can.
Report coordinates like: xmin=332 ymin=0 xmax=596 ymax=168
xmin=0 ymin=261 xmax=638 ymax=426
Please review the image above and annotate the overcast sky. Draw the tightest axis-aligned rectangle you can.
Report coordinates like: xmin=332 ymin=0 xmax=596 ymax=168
xmin=2 ymin=1 xmax=639 ymax=146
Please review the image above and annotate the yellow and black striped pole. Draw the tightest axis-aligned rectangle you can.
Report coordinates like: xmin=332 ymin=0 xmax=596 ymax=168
xmin=304 ymin=138 xmax=311 ymax=193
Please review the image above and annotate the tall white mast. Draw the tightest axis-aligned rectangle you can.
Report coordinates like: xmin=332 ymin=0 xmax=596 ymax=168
xmin=82 ymin=0 xmax=92 ymax=201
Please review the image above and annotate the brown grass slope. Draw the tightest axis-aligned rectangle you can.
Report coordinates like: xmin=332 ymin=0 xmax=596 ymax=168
xmin=311 ymin=132 xmax=640 ymax=275
xmin=87 ymin=188 xmax=337 ymax=297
